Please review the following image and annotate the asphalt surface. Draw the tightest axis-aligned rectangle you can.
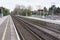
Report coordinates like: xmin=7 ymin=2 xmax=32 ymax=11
xmin=0 ymin=17 xmax=8 ymax=40
xmin=0 ymin=15 xmax=18 ymax=40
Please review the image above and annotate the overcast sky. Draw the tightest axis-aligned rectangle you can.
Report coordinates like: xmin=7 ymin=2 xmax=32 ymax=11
xmin=0 ymin=0 xmax=60 ymax=11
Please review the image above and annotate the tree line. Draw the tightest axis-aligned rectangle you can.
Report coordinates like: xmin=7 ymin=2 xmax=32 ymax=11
xmin=49 ymin=5 xmax=60 ymax=15
xmin=0 ymin=7 xmax=10 ymax=16
xmin=11 ymin=5 xmax=32 ymax=16
xmin=1 ymin=5 xmax=60 ymax=16
xmin=11 ymin=5 xmax=60 ymax=16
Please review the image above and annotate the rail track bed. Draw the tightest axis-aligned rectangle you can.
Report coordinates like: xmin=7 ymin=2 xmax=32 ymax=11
xmin=19 ymin=16 xmax=60 ymax=34
xmin=12 ymin=15 xmax=60 ymax=40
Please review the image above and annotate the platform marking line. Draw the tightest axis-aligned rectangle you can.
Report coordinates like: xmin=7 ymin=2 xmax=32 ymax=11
xmin=10 ymin=16 xmax=21 ymax=40
xmin=2 ymin=17 xmax=9 ymax=40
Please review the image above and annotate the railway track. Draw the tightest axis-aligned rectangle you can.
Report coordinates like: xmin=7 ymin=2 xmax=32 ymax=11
xmin=12 ymin=16 xmax=42 ymax=40
xmin=19 ymin=16 xmax=60 ymax=34
xmin=12 ymin=15 xmax=60 ymax=40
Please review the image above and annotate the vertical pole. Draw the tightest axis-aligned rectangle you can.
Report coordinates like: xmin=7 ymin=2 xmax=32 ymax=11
xmin=40 ymin=11 xmax=41 ymax=16
xmin=43 ymin=10 xmax=45 ymax=18
xmin=31 ymin=13 xmax=32 ymax=16
xmin=26 ymin=13 xmax=27 ymax=16
xmin=47 ymin=11 xmax=48 ymax=16
xmin=35 ymin=12 xmax=37 ymax=17
xmin=1 ymin=8 xmax=3 ymax=17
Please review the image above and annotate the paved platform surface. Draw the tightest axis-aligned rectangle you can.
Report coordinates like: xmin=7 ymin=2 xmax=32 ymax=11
xmin=19 ymin=16 xmax=60 ymax=25
xmin=0 ymin=15 xmax=19 ymax=40
xmin=0 ymin=16 xmax=8 ymax=25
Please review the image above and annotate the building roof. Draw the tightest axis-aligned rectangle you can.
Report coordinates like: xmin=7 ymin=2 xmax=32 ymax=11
xmin=38 ymin=9 xmax=43 ymax=11
xmin=0 ymin=7 xmax=5 ymax=9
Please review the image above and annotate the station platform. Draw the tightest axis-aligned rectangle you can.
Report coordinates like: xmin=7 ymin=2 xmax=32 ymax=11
xmin=20 ymin=16 xmax=60 ymax=25
xmin=0 ymin=15 xmax=20 ymax=40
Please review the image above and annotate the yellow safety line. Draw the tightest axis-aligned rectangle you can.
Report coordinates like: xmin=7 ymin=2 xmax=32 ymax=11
xmin=2 ymin=18 xmax=9 ymax=40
